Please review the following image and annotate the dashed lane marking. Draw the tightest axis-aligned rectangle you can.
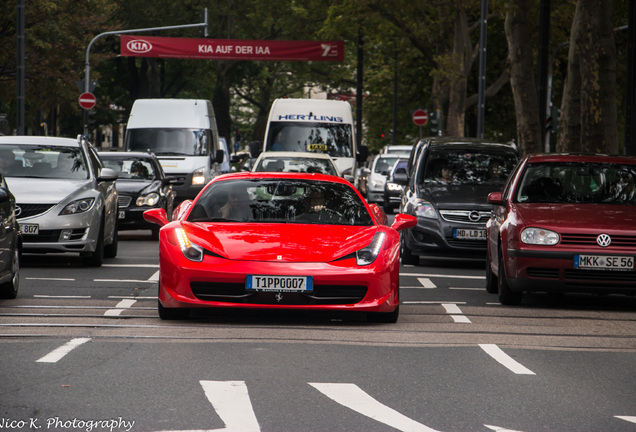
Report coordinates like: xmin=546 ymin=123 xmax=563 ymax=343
xmin=479 ymin=344 xmax=535 ymax=375
xmin=36 ymin=337 xmax=91 ymax=363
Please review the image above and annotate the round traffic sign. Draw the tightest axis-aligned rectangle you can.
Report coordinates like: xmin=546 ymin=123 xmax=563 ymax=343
xmin=79 ymin=92 xmax=96 ymax=110
xmin=412 ymin=109 xmax=428 ymax=126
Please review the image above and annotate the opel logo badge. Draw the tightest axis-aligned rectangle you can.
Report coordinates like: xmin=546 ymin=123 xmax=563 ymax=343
xmin=14 ymin=205 xmax=21 ymax=217
xmin=596 ymin=234 xmax=611 ymax=247
xmin=468 ymin=211 xmax=481 ymax=222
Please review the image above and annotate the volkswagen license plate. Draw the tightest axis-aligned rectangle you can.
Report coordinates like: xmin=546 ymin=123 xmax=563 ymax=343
xmin=246 ymin=275 xmax=313 ymax=292
xmin=574 ymin=255 xmax=634 ymax=271
xmin=453 ymin=228 xmax=486 ymax=240
xmin=19 ymin=224 xmax=39 ymax=235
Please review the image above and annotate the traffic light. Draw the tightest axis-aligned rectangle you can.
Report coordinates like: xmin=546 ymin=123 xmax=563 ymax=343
xmin=429 ymin=111 xmax=439 ymax=135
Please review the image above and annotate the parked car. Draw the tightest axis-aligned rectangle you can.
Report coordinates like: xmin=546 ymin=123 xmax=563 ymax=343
xmin=383 ymin=158 xmax=409 ymax=213
xmin=395 ymin=137 xmax=520 ymax=265
xmin=0 ymin=173 xmax=20 ymax=298
xmin=381 ymin=144 xmax=413 ymax=156
xmin=252 ymin=151 xmax=340 ymax=176
xmin=99 ymin=151 xmax=176 ymax=240
xmin=486 ymin=153 xmax=636 ymax=305
xmin=0 ymin=136 xmax=118 ymax=266
xmin=143 ymin=172 xmax=416 ymax=322
xmin=366 ymin=154 xmax=403 ymax=206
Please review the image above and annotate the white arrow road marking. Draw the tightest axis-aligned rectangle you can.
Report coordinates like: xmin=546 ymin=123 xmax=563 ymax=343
xmin=199 ymin=380 xmax=260 ymax=432
xmin=442 ymin=303 xmax=472 ymax=323
xmin=104 ymin=299 xmax=137 ymax=316
xmin=479 ymin=344 xmax=535 ymax=375
xmin=484 ymin=425 xmax=526 ymax=432
xmin=36 ymin=338 xmax=91 ymax=363
xmin=616 ymin=416 xmax=636 ymax=424
xmin=310 ymin=383 xmax=442 ymax=432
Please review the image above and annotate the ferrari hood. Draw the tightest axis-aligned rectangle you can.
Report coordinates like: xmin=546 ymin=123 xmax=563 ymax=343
xmin=6 ymin=178 xmax=93 ymax=204
xmin=516 ymin=203 xmax=636 ymax=232
xmin=185 ymin=222 xmax=378 ymax=262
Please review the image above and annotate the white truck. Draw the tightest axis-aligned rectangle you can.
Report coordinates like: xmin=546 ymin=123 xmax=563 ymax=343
xmin=124 ymin=98 xmax=227 ymax=200
xmin=258 ymin=98 xmax=368 ymax=183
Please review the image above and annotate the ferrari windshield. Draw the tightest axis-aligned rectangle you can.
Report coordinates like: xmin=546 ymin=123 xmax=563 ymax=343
xmin=516 ymin=162 xmax=636 ymax=205
xmin=188 ymin=178 xmax=374 ymax=225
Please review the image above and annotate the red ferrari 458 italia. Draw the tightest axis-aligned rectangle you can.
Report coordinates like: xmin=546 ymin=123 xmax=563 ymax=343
xmin=144 ymin=172 xmax=416 ymax=322
xmin=486 ymin=153 xmax=636 ymax=305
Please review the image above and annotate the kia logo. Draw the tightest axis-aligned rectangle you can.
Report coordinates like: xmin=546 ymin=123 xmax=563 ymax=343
xmin=126 ymin=40 xmax=153 ymax=54
xmin=596 ymin=234 xmax=611 ymax=247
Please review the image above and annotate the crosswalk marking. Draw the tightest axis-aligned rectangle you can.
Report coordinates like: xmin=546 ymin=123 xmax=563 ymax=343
xmin=310 ymin=383 xmax=441 ymax=432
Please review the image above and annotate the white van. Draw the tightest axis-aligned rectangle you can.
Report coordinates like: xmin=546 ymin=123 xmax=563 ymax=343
xmin=124 ymin=99 xmax=226 ymax=200
xmin=259 ymin=98 xmax=368 ymax=183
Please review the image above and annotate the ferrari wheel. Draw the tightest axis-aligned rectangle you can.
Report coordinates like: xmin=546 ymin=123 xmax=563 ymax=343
xmin=367 ymin=305 xmax=399 ymax=323
xmin=158 ymin=300 xmax=190 ymax=320
xmin=498 ymin=249 xmax=522 ymax=305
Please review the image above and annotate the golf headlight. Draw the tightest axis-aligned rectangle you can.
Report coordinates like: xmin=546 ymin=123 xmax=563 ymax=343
xmin=521 ymin=227 xmax=559 ymax=245
xmin=60 ymin=198 xmax=95 ymax=215
xmin=175 ymin=228 xmax=203 ymax=262
xmin=192 ymin=167 xmax=207 ymax=185
xmin=356 ymin=232 xmax=385 ymax=266
xmin=136 ymin=193 xmax=160 ymax=207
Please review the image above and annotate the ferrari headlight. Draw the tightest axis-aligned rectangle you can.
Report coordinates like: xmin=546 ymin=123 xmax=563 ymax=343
xmin=521 ymin=227 xmax=559 ymax=245
xmin=192 ymin=167 xmax=207 ymax=185
xmin=356 ymin=232 xmax=385 ymax=266
xmin=136 ymin=193 xmax=160 ymax=207
xmin=175 ymin=227 xmax=203 ymax=262
xmin=59 ymin=198 xmax=95 ymax=215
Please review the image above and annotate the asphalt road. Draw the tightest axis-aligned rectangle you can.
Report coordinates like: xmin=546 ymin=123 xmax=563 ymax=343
xmin=1 ymin=230 xmax=635 ymax=432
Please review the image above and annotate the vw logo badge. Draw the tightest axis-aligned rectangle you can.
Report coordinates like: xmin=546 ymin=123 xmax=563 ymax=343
xmin=596 ymin=234 xmax=611 ymax=247
xmin=14 ymin=205 xmax=21 ymax=217
xmin=468 ymin=211 xmax=481 ymax=222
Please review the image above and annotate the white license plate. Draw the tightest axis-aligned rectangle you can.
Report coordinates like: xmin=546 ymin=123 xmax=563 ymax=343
xmin=574 ymin=255 xmax=634 ymax=271
xmin=246 ymin=275 xmax=313 ymax=292
xmin=19 ymin=224 xmax=39 ymax=235
xmin=118 ymin=210 xmax=126 ymax=219
xmin=453 ymin=228 xmax=486 ymax=240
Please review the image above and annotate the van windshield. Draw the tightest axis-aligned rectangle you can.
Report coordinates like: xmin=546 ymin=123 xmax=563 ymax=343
xmin=125 ymin=128 xmax=211 ymax=156
xmin=265 ymin=122 xmax=353 ymax=158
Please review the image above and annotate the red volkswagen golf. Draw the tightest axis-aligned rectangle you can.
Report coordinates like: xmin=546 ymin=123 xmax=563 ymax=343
xmin=144 ymin=172 xmax=416 ymax=322
xmin=486 ymin=153 xmax=636 ymax=305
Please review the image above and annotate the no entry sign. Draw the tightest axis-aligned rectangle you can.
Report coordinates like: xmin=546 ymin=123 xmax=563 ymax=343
xmin=79 ymin=92 xmax=96 ymax=110
xmin=412 ymin=109 xmax=428 ymax=126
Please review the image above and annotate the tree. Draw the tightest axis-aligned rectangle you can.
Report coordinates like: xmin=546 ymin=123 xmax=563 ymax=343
xmin=556 ymin=0 xmax=618 ymax=153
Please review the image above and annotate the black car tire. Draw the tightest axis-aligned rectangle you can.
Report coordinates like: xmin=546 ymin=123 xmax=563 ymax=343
xmin=400 ymin=234 xmax=419 ymax=266
xmin=104 ymin=227 xmax=118 ymax=258
xmin=158 ymin=300 xmax=190 ymax=320
xmin=82 ymin=217 xmax=104 ymax=267
xmin=367 ymin=305 xmax=399 ymax=323
xmin=0 ymin=247 xmax=20 ymax=299
xmin=498 ymin=248 xmax=522 ymax=305
xmin=485 ymin=254 xmax=498 ymax=293
xmin=151 ymin=226 xmax=160 ymax=241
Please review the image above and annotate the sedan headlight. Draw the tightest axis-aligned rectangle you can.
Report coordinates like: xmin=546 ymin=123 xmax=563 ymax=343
xmin=175 ymin=228 xmax=203 ymax=262
xmin=356 ymin=232 xmax=385 ymax=266
xmin=136 ymin=193 xmax=160 ymax=207
xmin=192 ymin=167 xmax=207 ymax=185
xmin=521 ymin=227 xmax=559 ymax=245
xmin=59 ymin=198 xmax=95 ymax=215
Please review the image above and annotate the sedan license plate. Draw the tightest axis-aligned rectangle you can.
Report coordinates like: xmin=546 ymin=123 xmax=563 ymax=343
xmin=19 ymin=224 xmax=39 ymax=235
xmin=118 ymin=210 xmax=126 ymax=219
xmin=246 ymin=275 xmax=313 ymax=292
xmin=574 ymin=255 xmax=634 ymax=271
xmin=453 ymin=228 xmax=486 ymax=240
